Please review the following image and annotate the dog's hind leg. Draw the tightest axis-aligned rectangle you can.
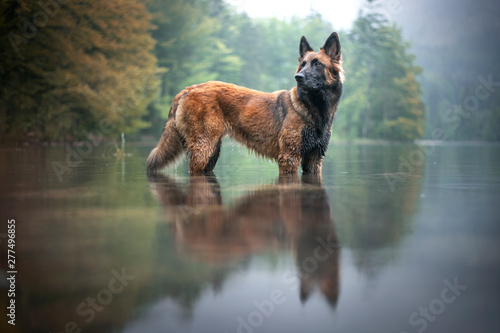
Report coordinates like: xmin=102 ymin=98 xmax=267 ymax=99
xmin=189 ymin=134 xmax=223 ymax=174
xmin=175 ymin=93 xmax=225 ymax=174
xmin=204 ymin=138 xmax=222 ymax=172
xmin=185 ymin=118 xmax=224 ymax=174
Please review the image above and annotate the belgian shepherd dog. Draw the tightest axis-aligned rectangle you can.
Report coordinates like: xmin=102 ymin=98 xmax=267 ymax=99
xmin=147 ymin=32 xmax=343 ymax=175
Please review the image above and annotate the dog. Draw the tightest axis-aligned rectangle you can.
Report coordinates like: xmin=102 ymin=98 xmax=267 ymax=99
xmin=147 ymin=32 xmax=343 ymax=175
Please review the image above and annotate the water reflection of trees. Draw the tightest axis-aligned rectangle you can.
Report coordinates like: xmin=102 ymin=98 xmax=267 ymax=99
xmin=4 ymin=144 xmax=423 ymax=332
xmin=327 ymin=144 xmax=423 ymax=279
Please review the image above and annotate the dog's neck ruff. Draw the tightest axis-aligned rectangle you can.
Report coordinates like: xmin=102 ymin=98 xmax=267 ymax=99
xmin=289 ymin=87 xmax=314 ymax=124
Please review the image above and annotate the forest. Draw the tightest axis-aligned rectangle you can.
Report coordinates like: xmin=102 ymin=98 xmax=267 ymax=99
xmin=0 ymin=0 xmax=496 ymax=143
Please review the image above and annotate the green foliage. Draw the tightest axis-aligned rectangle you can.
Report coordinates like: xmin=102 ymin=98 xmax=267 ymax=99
xmin=147 ymin=0 xmax=241 ymax=97
xmin=336 ymin=2 xmax=425 ymax=141
xmin=394 ymin=0 xmax=500 ymax=141
xmin=0 ymin=0 xmax=160 ymax=143
xmin=145 ymin=0 xmax=425 ymax=141
xmin=0 ymin=0 xmax=429 ymax=143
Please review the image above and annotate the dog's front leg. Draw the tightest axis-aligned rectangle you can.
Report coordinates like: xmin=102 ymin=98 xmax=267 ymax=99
xmin=278 ymin=152 xmax=300 ymax=174
xmin=278 ymin=127 xmax=302 ymax=174
xmin=301 ymin=154 xmax=323 ymax=184
xmin=302 ymin=152 xmax=323 ymax=175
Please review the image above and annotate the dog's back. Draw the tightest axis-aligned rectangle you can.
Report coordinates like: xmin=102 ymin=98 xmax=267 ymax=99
xmin=147 ymin=32 xmax=343 ymax=175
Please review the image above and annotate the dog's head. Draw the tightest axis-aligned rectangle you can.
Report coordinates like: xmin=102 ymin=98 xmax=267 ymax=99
xmin=295 ymin=32 xmax=344 ymax=91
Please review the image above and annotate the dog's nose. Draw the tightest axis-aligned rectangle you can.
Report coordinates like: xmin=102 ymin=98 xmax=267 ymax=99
xmin=295 ymin=72 xmax=305 ymax=82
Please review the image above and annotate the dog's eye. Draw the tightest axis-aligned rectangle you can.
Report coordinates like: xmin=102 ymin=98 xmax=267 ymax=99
xmin=301 ymin=61 xmax=306 ymax=67
xmin=314 ymin=61 xmax=323 ymax=67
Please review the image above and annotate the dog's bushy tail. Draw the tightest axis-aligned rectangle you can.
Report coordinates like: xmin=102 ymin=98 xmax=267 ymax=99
xmin=147 ymin=119 xmax=184 ymax=174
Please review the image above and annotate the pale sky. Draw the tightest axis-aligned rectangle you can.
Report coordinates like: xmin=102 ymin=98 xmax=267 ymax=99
xmin=227 ymin=0 xmax=366 ymax=30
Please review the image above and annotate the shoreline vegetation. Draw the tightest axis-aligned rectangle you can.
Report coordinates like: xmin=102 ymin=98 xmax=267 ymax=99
xmin=1 ymin=0 xmax=498 ymax=144
xmin=2 ymin=137 xmax=499 ymax=150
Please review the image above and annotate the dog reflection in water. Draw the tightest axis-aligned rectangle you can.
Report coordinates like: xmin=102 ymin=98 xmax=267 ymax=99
xmin=148 ymin=173 xmax=340 ymax=307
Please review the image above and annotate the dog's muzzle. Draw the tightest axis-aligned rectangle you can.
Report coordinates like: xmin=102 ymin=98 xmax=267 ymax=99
xmin=295 ymin=72 xmax=305 ymax=84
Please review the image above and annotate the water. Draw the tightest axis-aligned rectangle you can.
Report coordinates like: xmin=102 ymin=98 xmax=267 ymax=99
xmin=1 ymin=142 xmax=499 ymax=333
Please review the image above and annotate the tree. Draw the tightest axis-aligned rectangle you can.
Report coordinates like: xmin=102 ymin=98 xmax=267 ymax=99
xmin=0 ymin=0 xmax=159 ymax=142
xmin=336 ymin=1 xmax=425 ymax=141
xmin=391 ymin=0 xmax=500 ymax=141
xmin=145 ymin=0 xmax=243 ymax=134
xmin=0 ymin=0 xmax=428 ymax=143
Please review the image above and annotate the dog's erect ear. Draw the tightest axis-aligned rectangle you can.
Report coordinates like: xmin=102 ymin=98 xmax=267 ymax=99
xmin=299 ymin=36 xmax=314 ymax=60
xmin=322 ymin=32 xmax=341 ymax=61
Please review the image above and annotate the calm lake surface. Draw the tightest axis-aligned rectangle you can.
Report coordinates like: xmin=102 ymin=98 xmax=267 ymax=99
xmin=1 ymin=142 xmax=499 ymax=333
